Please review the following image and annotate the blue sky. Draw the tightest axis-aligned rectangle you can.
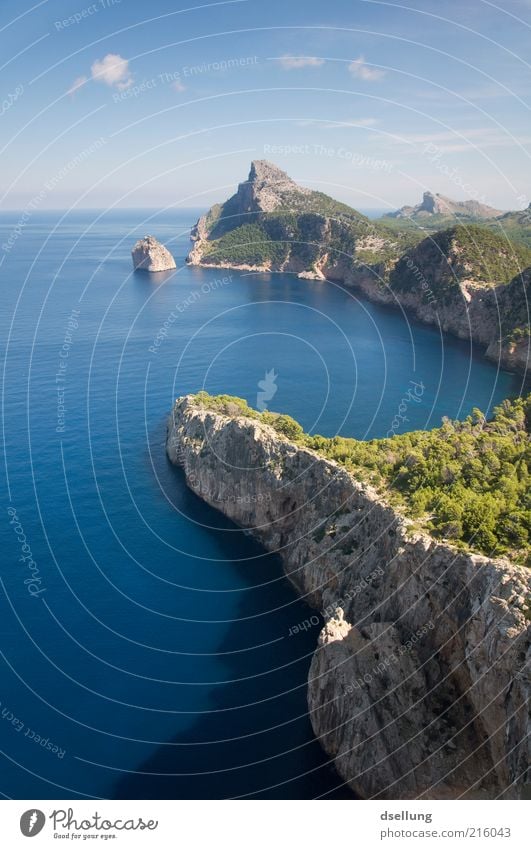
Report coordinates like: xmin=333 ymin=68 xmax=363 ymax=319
xmin=1 ymin=0 xmax=530 ymax=211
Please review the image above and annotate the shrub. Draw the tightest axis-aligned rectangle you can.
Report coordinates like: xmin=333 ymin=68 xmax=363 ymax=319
xmin=192 ymin=391 xmax=531 ymax=562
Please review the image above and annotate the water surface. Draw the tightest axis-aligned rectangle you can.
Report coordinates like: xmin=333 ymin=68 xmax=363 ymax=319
xmin=0 ymin=209 xmax=523 ymax=799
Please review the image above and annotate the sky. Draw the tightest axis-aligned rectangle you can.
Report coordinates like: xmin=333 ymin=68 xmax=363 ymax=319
xmin=1 ymin=0 xmax=530 ymax=212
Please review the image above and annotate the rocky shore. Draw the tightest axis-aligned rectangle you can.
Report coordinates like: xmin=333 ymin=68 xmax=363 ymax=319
xmin=167 ymin=395 xmax=530 ymax=799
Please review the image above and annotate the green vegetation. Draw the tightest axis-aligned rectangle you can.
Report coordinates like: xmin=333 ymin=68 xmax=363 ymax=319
xmin=203 ymin=222 xmax=289 ymax=266
xmin=277 ymin=189 xmax=369 ymax=222
xmin=202 ymin=204 xmax=421 ymax=271
xmin=380 ymin=213 xmax=483 ymax=232
xmin=193 ymin=391 xmax=531 ymax=564
xmin=389 ymin=225 xmax=531 ymax=305
xmin=202 ymin=200 xmax=531 ymax=285
xmin=380 ymin=212 xmax=531 ymax=251
xmin=444 ymin=225 xmax=531 ymax=283
xmin=203 ymin=203 xmax=223 ymax=232
xmin=497 ymin=268 xmax=531 ymax=345
xmin=194 ymin=391 xmax=304 ymax=439
xmin=487 ymin=208 xmax=531 ymax=250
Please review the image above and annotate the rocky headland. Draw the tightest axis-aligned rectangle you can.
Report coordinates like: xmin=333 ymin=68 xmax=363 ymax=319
xmin=132 ymin=235 xmax=176 ymax=272
xmin=186 ymin=161 xmax=531 ymax=374
xmin=167 ymin=394 xmax=530 ymax=799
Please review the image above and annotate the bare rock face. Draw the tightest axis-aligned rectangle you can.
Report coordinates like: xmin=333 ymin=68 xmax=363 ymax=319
xmin=167 ymin=396 xmax=530 ymax=799
xmin=237 ymin=159 xmax=312 ymax=214
xmin=132 ymin=236 xmax=176 ymax=272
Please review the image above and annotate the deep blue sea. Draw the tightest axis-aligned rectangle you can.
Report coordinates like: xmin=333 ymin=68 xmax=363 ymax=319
xmin=0 ymin=210 xmax=525 ymax=800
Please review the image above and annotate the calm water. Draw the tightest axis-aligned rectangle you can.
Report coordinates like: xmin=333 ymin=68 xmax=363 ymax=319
xmin=0 ymin=210 xmax=524 ymax=800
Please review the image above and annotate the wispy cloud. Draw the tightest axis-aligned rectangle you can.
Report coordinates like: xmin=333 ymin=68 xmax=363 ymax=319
xmin=295 ymin=117 xmax=378 ymax=129
xmin=67 ymin=75 xmax=87 ymax=97
xmin=388 ymin=127 xmax=531 ymax=153
xmin=91 ymin=53 xmax=133 ymax=90
xmin=348 ymin=56 xmax=385 ymax=81
xmin=277 ymin=56 xmax=325 ymax=70
xmin=172 ymin=79 xmax=186 ymax=92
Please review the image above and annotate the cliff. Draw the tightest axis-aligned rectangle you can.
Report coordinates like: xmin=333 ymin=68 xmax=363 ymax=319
xmin=167 ymin=395 xmax=530 ymax=800
xmin=186 ymin=162 xmax=531 ymax=375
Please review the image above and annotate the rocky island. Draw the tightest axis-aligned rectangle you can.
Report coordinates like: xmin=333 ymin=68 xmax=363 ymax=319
xmin=132 ymin=235 xmax=176 ymax=272
xmin=167 ymin=392 xmax=530 ymax=799
xmin=187 ymin=161 xmax=531 ymax=374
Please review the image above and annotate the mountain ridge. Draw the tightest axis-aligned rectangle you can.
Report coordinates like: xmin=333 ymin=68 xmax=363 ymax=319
xmin=384 ymin=190 xmax=502 ymax=221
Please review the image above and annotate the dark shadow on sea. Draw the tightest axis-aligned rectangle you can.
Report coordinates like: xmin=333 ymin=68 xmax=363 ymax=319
xmin=114 ymin=440 xmax=355 ymax=800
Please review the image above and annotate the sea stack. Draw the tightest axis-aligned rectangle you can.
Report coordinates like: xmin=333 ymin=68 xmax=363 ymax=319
xmin=132 ymin=236 xmax=176 ymax=272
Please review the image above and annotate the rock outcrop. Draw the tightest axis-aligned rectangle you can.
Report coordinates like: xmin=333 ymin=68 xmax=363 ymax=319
xmin=229 ymin=159 xmax=312 ymax=214
xmin=132 ymin=236 xmax=176 ymax=272
xmin=167 ymin=395 xmax=530 ymax=799
xmin=386 ymin=191 xmax=502 ymax=220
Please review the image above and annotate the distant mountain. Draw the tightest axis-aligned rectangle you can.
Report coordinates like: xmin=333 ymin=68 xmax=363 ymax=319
xmin=385 ymin=191 xmax=502 ymax=221
xmin=188 ymin=159 xmax=412 ymax=272
xmin=186 ymin=161 xmax=531 ymax=373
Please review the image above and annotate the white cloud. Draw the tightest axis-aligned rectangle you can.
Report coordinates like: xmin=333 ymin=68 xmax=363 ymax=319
xmin=277 ymin=56 xmax=325 ymax=70
xmin=172 ymin=79 xmax=186 ymax=92
xmin=348 ymin=56 xmax=385 ymax=81
xmin=67 ymin=75 xmax=87 ymax=97
xmin=91 ymin=53 xmax=133 ymax=90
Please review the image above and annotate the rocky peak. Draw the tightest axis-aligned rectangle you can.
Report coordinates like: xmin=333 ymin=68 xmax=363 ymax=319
xmin=236 ymin=159 xmax=311 ymax=214
xmin=248 ymin=159 xmax=298 ymax=188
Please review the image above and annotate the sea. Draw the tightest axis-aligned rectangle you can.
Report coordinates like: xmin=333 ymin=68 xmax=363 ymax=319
xmin=0 ymin=209 xmax=525 ymax=799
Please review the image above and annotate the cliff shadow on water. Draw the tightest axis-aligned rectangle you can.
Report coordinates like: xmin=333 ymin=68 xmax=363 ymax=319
xmin=114 ymin=431 xmax=354 ymax=799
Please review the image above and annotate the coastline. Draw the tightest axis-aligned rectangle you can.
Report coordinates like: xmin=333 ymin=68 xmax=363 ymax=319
xmin=167 ymin=395 xmax=530 ymax=799
xmin=186 ymin=254 xmax=530 ymax=376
